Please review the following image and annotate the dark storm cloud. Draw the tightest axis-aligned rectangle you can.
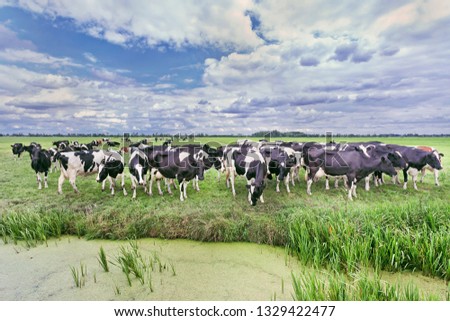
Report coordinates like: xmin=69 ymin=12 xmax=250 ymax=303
xmin=331 ymin=43 xmax=357 ymax=61
xmin=300 ymin=56 xmax=320 ymax=67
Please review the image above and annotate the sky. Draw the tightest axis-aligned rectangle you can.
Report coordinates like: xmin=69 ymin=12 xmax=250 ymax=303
xmin=0 ymin=0 xmax=449 ymax=135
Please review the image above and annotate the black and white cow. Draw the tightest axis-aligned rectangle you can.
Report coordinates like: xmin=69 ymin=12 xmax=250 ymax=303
xmin=385 ymin=144 xmax=443 ymax=190
xmin=416 ymin=146 xmax=444 ymax=186
xmin=96 ymin=151 xmax=127 ymax=196
xmin=335 ymin=142 xmax=407 ymax=191
xmin=224 ymin=147 xmax=267 ymax=206
xmin=55 ymin=150 xmax=106 ymax=194
xmin=146 ymin=145 xmax=206 ymax=201
xmin=260 ymin=145 xmax=296 ymax=193
xmin=304 ymin=148 xmax=397 ymax=200
xmin=128 ymin=148 xmax=150 ymax=199
xmin=29 ymin=145 xmax=54 ymax=189
xmin=189 ymin=144 xmax=223 ymax=192
xmin=52 ymin=140 xmax=70 ymax=149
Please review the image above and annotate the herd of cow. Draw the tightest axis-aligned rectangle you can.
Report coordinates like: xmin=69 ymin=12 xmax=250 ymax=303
xmin=10 ymin=138 xmax=444 ymax=205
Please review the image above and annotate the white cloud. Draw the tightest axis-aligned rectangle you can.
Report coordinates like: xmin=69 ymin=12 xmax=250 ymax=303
xmin=0 ymin=48 xmax=81 ymax=67
xmin=83 ymin=52 xmax=97 ymax=63
xmin=8 ymin=0 xmax=262 ymax=50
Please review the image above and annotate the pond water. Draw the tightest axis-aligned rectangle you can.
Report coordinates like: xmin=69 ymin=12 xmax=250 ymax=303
xmin=0 ymin=237 xmax=299 ymax=300
xmin=0 ymin=237 xmax=447 ymax=300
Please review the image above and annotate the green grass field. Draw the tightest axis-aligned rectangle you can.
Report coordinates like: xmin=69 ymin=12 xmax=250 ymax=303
xmin=0 ymin=136 xmax=449 ymax=300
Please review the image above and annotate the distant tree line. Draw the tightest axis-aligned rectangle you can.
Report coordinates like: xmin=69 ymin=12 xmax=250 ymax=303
xmin=0 ymin=131 xmax=448 ymax=138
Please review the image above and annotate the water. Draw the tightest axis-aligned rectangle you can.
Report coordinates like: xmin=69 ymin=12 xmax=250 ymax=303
xmin=0 ymin=237 xmax=298 ymax=300
xmin=0 ymin=237 xmax=447 ymax=300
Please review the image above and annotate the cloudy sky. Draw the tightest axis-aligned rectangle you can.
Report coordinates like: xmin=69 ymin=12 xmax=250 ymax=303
xmin=0 ymin=0 xmax=449 ymax=135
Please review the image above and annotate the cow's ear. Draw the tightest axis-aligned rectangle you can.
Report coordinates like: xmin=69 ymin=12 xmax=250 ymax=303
xmin=354 ymin=146 xmax=361 ymax=152
xmin=11 ymin=145 xmax=13 ymax=147
xmin=439 ymin=153 xmax=444 ymax=157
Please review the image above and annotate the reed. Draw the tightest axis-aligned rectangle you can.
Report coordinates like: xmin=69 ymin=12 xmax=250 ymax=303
xmin=97 ymin=246 xmax=109 ymax=272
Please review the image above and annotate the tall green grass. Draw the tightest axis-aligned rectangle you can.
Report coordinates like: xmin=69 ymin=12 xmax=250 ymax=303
xmin=292 ymin=271 xmax=436 ymax=301
xmin=288 ymin=200 xmax=449 ymax=280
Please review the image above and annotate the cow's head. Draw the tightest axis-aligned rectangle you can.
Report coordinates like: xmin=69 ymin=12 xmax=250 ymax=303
xmin=387 ymin=152 xmax=407 ymax=169
xmin=96 ymin=160 xmax=108 ymax=183
xmin=379 ymin=156 xmax=397 ymax=177
xmin=196 ymin=160 xmax=206 ymax=181
xmin=426 ymin=152 xmax=443 ymax=170
xmin=11 ymin=143 xmax=24 ymax=155
xmin=248 ymin=180 xmax=266 ymax=206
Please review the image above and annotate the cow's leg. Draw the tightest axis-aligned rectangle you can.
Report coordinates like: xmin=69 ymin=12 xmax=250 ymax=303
xmin=36 ymin=172 xmax=42 ymax=189
xmin=348 ymin=181 xmax=354 ymax=201
xmin=183 ymin=181 xmax=189 ymax=199
xmin=110 ymin=178 xmax=116 ymax=196
xmin=285 ymin=173 xmax=291 ymax=193
xmin=108 ymin=176 xmax=113 ymax=191
xmin=58 ymin=172 xmax=65 ymax=194
xmin=393 ymin=173 xmax=400 ymax=185
xmin=334 ymin=177 xmax=339 ymax=189
xmin=121 ymin=174 xmax=127 ymax=196
xmin=148 ymin=174 xmax=154 ymax=196
xmin=325 ymin=176 xmax=330 ymax=190
xmin=130 ymin=174 xmax=137 ymax=199
xmin=352 ymin=180 xmax=357 ymax=198
xmin=403 ymin=169 xmax=408 ymax=189
xmin=290 ymin=167 xmax=296 ymax=186
xmin=374 ymin=173 xmax=380 ymax=187
xmin=307 ymin=179 xmax=313 ymax=195
xmin=229 ymin=168 xmax=236 ymax=197
xmin=365 ymin=175 xmax=370 ymax=191
xmin=69 ymin=173 xmax=79 ymax=193
xmin=420 ymin=168 xmax=426 ymax=183
xmin=194 ymin=176 xmax=200 ymax=192
xmin=378 ymin=172 xmax=384 ymax=185
xmin=247 ymin=183 xmax=253 ymax=205
xmin=167 ymin=179 xmax=173 ymax=195
xmin=44 ymin=171 xmax=48 ymax=188
xmin=260 ymin=193 xmax=265 ymax=203
xmin=409 ymin=168 xmax=419 ymax=190
xmin=101 ymin=179 xmax=106 ymax=192
xmin=276 ymin=177 xmax=281 ymax=193
xmin=157 ymin=179 xmax=163 ymax=196
xmin=225 ymin=167 xmax=230 ymax=188
xmin=434 ymin=169 xmax=440 ymax=186
xmin=179 ymin=179 xmax=185 ymax=201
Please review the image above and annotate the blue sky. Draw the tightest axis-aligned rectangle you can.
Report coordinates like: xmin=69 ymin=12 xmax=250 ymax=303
xmin=0 ymin=0 xmax=449 ymax=135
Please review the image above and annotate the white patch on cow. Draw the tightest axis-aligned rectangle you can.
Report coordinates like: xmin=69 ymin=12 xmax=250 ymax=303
xmin=358 ymin=145 xmax=370 ymax=158
xmin=314 ymin=168 xmax=326 ymax=181
xmin=179 ymin=151 xmax=190 ymax=163
xmin=395 ymin=151 xmax=402 ymax=158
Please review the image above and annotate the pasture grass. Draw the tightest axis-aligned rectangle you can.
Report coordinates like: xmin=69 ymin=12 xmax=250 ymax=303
xmin=1 ymin=136 xmax=449 ymax=298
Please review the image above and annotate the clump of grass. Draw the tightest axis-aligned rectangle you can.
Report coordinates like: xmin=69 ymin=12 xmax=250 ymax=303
xmin=0 ymin=210 xmax=68 ymax=247
xmin=111 ymin=240 xmax=176 ymax=291
xmin=292 ymin=271 xmax=434 ymax=301
xmin=97 ymin=246 xmax=109 ymax=272
xmin=70 ymin=262 xmax=87 ymax=288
